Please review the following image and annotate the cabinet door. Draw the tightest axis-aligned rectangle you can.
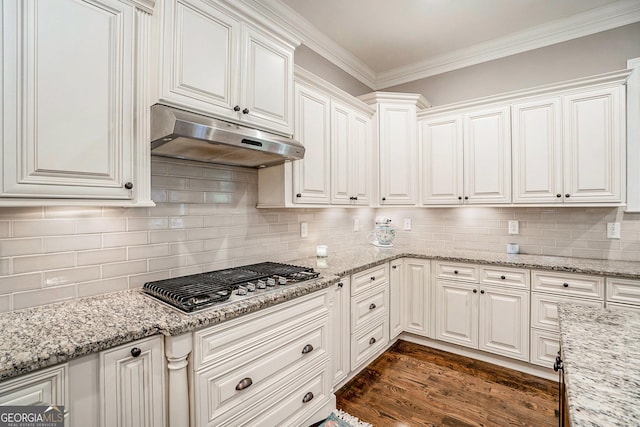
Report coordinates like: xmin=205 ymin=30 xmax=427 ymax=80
xmin=389 ymin=259 xmax=405 ymax=339
xmin=331 ymin=102 xmax=351 ymax=205
xmin=478 ymin=286 xmax=529 ymax=361
xmin=351 ymin=112 xmax=372 ymax=205
xmin=512 ymin=98 xmax=563 ymax=203
xmin=404 ymin=259 xmax=431 ymax=337
xmin=379 ymin=103 xmax=418 ymax=205
xmin=292 ymin=83 xmax=331 ymax=204
xmin=420 ymin=116 xmax=464 ymax=205
xmin=160 ymin=0 xmax=240 ymax=118
xmin=100 ymin=336 xmax=166 ymax=427
xmin=463 ymin=106 xmax=511 ymax=204
xmin=2 ymin=0 xmax=134 ymax=199
xmin=241 ymin=25 xmax=294 ymax=135
xmin=563 ymin=87 xmax=624 ymax=203
xmin=329 ymin=278 xmax=351 ymax=387
xmin=434 ymin=281 xmax=478 ymax=349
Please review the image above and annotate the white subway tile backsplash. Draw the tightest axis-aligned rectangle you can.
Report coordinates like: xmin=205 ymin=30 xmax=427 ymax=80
xmin=148 ymin=255 xmax=186 ymax=272
xmin=76 ymin=218 xmax=127 ymax=234
xmin=127 ymin=217 xmax=169 ymax=231
xmin=45 ymin=235 xmax=100 ymax=253
xmin=102 ymin=260 xmax=148 ymax=279
xmin=13 ymin=285 xmax=76 ymax=310
xmin=77 ymin=248 xmax=127 ymax=266
xmin=128 ymin=243 xmax=170 ymax=260
xmin=78 ymin=277 xmax=128 ymax=298
xmin=103 ymin=231 xmax=148 ymax=248
xmin=13 ymin=253 xmax=75 ymax=274
xmin=13 ymin=220 xmax=75 ymax=237
xmin=0 ymin=238 xmax=44 ymax=257
xmin=44 ymin=266 xmax=101 ymax=287
xmin=0 ymin=273 xmax=42 ymax=293
xmin=0 ymin=221 xmax=10 ymax=238
xmin=0 ymin=295 xmax=11 ymax=313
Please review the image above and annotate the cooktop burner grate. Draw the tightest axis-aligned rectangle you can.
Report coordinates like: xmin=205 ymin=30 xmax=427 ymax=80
xmin=143 ymin=262 xmax=319 ymax=312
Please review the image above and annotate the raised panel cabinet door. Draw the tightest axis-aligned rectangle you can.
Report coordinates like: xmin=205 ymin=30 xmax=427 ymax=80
xmin=434 ymin=281 xmax=478 ymax=349
xmin=511 ymin=97 xmax=563 ymax=203
xmin=420 ymin=116 xmax=464 ymax=205
xmin=2 ymin=0 xmax=134 ymax=199
xmin=329 ymin=278 xmax=351 ymax=387
xmin=160 ymin=0 xmax=240 ymax=117
xmin=241 ymin=25 xmax=294 ymax=135
xmin=379 ymin=103 xmax=418 ymax=205
xmin=478 ymin=286 xmax=529 ymax=361
xmin=292 ymin=83 xmax=331 ymax=204
xmin=351 ymin=112 xmax=372 ymax=205
xmin=562 ymin=86 xmax=624 ymax=203
xmin=389 ymin=260 xmax=405 ymax=339
xmin=100 ymin=336 xmax=166 ymax=427
xmin=463 ymin=106 xmax=512 ymax=204
xmin=404 ymin=259 xmax=431 ymax=337
xmin=330 ymin=101 xmax=351 ymax=204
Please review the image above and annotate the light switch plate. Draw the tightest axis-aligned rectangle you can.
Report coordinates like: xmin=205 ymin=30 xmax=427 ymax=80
xmin=403 ymin=218 xmax=411 ymax=231
xmin=607 ymin=222 xmax=621 ymax=239
xmin=508 ymin=220 xmax=519 ymax=235
xmin=300 ymin=222 xmax=308 ymax=238
xmin=353 ymin=218 xmax=360 ymax=232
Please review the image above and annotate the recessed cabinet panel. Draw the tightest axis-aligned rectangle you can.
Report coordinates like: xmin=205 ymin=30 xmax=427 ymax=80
xmin=512 ymin=98 xmax=563 ymax=203
xmin=421 ymin=116 xmax=463 ymax=204
xmin=2 ymin=0 xmax=133 ymax=199
xmin=331 ymin=104 xmax=351 ymax=204
xmin=351 ymin=112 xmax=372 ymax=205
xmin=404 ymin=259 xmax=430 ymax=337
xmin=389 ymin=260 xmax=405 ymax=339
xmin=478 ymin=287 xmax=529 ymax=361
xmin=434 ymin=281 xmax=478 ymax=349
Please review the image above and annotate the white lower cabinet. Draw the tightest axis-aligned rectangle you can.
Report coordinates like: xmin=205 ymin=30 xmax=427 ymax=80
xmin=192 ymin=290 xmax=332 ymax=426
xmin=0 ymin=364 xmax=69 ymax=425
xmin=403 ymin=258 xmax=431 ymax=337
xmin=389 ymin=259 xmax=405 ymax=339
xmin=433 ymin=262 xmax=530 ymax=361
xmin=606 ymin=277 xmax=640 ymax=311
xmin=329 ymin=278 xmax=351 ymax=387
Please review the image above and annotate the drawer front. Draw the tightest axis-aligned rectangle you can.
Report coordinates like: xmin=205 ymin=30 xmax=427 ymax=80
xmin=351 ymin=318 xmax=389 ymax=371
xmin=351 ymin=283 xmax=388 ymax=330
xmin=480 ymin=266 xmax=530 ymax=289
xmin=607 ymin=302 xmax=640 ymax=312
xmin=195 ymin=315 xmax=328 ymax=422
xmin=530 ymin=329 xmax=560 ymax=368
xmin=351 ymin=263 xmax=389 ymax=295
xmin=607 ymin=277 xmax=640 ymax=306
xmin=434 ymin=261 xmax=479 ymax=282
xmin=531 ymin=292 xmax=603 ymax=331
xmin=531 ymin=270 xmax=604 ymax=299
xmin=194 ymin=291 xmax=328 ymax=370
xmin=0 ymin=364 xmax=67 ymax=407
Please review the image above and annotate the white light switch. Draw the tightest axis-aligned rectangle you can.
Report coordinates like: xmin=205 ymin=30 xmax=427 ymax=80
xmin=607 ymin=222 xmax=621 ymax=239
xmin=403 ymin=218 xmax=412 ymax=231
xmin=300 ymin=222 xmax=308 ymax=238
xmin=508 ymin=220 xmax=519 ymax=235
xmin=353 ymin=218 xmax=360 ymax=232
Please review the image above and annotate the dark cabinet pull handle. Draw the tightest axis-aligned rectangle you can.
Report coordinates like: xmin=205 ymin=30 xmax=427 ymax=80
xmin=563 ymin=283 xmax=569 ymax=288
xmin=392 ymin=265 xmax=397 ymax=269
xmin=382 ymin=197 xmax=386 ymax=201
xmin=337 ymin=282 xmax=344 ymax=288
xmin=302 ymin=344 xmax=314 ymax=354
xmin=296 ymin=193 xmax=302 ymax=198
xmin=130 ymin=347 xmax=141 ymax=357
xmin=556 ymin=194 xmax=562 ymax=198
xmin=565 ymin=194 xmax=570 ymax=198
xmin=500 ymin=275 xmax=506 ymax=280
xmin=124 ymin=182 xmax=134 ymax=190
xmin=473 ymin=289 xmax=477 ymax=293
xmin=349 ymin=196 xmax=354 ymax=200
xmin=553 ymin=355 xmax=563 ymax=372
xmin=369 ymin=337 xmax=376 ymax=345
xmin=369 ymin=303 xmax=376 ymax=310
xmin=464 ymin=196 xmax=469 ymax=200
xmin=480 ymin=290 xmax=485 ymax=294
xmin=233 ymin=105 xmax=241 ymax=112
xmin=370 ymin=276 xmax=376 ymax=281
xmin=458 ymin=196 xmax=462 ymax=200
xmin=242 ymin=108 xmax=250 ymax=114
xmin=235 ymin=377 xmax=253 ymax=391
xmin=354 ymin=196 xmax=358 ymax=200
xmin=302 ymin=392 xmax=314 ymax=403
xmin=454 ymin=270 xmax=459 ymax=274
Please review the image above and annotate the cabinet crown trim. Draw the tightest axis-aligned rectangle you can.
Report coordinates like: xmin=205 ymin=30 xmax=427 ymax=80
xmin=358 ymin=91 xmax=431 ymax=109
xmin=125 ymin=0 xmax=156 ymax=14
xmin=418 ymin=68 xmax=632 ymax=118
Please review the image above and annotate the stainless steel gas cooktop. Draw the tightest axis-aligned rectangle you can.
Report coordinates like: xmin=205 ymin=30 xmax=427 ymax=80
xmin=142 ymin=262 xmax=319 ymax=313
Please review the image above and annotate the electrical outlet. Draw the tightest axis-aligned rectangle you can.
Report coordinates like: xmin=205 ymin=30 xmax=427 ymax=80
xmin=300 ymin=222 xmax=308 ymax=238
xmin=607 ymin=222 xmax=621 ymax=239
xmin=508 ymin=220 xmax=519 ymax=235
xmin=353 ymin=218 xmax=360 ymax=232
xmin=403 ymin=218 xmax=412 ymax=231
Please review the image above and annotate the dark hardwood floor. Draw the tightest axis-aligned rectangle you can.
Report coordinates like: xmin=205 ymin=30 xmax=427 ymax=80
xmin=336 ymin=340 xmax=558 ymax=427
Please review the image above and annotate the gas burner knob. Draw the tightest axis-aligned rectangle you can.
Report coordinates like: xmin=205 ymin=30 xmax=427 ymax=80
xmin=267 ymin=278 xmax=276 ymax=287
xmin=236 ymin=287 xmax=248 ymax=296
xmin=278 ymin=276 xmax=287 ymax=285
xmin=257 ymin=280 xmax=266 ymax=289
xmin=246 ymin=283 xmax=256 ymax=292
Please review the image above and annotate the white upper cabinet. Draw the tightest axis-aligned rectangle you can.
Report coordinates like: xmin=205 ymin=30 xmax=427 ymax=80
xmin=330 ymin=101 xmax=372 ymax=205
xmin=159 ymin=0 xmax=296 ymax=136
xmin=421 ymin=105 xmax=511 ymax=205
xmin=1 ymin=0 xmax=154 ymax=206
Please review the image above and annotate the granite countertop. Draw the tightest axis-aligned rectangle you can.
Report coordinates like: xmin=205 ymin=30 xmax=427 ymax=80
xmin=558 ymin=304 xmax=640 ymax=426
xmin=2 ymin=245 xmax=640 ymax=382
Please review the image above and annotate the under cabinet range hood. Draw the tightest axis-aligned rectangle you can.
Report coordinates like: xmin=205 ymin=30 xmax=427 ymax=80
xmin=150 ymin=104 xmax=304 ymax=168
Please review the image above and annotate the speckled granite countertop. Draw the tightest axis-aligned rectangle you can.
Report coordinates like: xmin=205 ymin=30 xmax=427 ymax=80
xmin=558 ymin=304 xmax=640 ymax=426
xmin=2 ymin=244 xmax=640 ymax=382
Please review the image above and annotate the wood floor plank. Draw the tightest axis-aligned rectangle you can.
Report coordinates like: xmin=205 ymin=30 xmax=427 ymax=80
xmin=336 ymin=340 xmax=558 ymax=427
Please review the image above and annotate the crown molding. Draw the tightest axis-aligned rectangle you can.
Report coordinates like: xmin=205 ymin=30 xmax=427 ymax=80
xmin=375 ymin=0 xmax=640 ymax=89
xmin=251 ymin=0 xmax=377 ymax=89
xmin=124 ymin=0 xmax=155 ymax=14
xmin=358 ymin=92 xmax=431 ymax=109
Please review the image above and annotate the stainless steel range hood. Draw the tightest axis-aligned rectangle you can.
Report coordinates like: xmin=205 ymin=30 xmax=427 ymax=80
xmin=150 ymin=104 xmax=304 ymax=168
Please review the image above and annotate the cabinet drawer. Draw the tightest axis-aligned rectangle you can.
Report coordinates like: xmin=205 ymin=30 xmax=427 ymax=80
xmin=351 ymin=264 xmax=388 ymax=295
xmin=351 ymin=317 xmax=389 ymax=371
xmin=434 ymin=261 xmax=479 ymax=282
xmin=480 ymin=266 xmax=530 ymax=289
xmin=0 ymin=364 xmax=68 ymax=407
xmin=530 ymin=329 xmax=560 ymax=368
xmin=606 ymin=277 xmax=640 ymax=306
xmin=351 ymin=283 xmax=388 ymax=330
xmin=194 ymin=291 xmax=327 ymax=370
xmin=531 ymin=270 xmax=604 ymax=299
xmin=531 ymin=292 xmax=603 ymax=331
xmin=195 ymin=316 xmax=328 ymax=423
xmin=607 ymin=302 xmax=640 ymax=312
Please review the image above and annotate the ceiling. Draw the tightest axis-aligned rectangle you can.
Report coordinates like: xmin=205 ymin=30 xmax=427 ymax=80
xmin=257 ymin=0 xmax=640 ymax=89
